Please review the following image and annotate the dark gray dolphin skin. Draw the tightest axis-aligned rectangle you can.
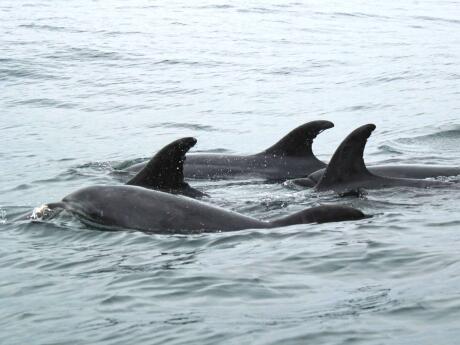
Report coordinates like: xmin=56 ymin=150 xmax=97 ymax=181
xmin=309 ymin=124 xmax=453 ymax=192
xmin=126 ymin=137 xmax=206 ymax=198
xmin=42 ymin=185 xmax=366 ymax=233
xmin=125 ymin=120 xmax=334 ymax=180
xmin=295 ymin=164 xmax=460 ymax=187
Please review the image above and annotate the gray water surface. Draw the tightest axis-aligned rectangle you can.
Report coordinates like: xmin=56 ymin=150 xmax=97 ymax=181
xmin=1 ymin=1 xmax=460 ymax=344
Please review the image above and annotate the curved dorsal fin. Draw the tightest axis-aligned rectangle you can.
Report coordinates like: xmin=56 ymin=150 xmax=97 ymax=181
xmin=126 ymin=137 xmax=203 ymax=196
xmin=260 ymin=120 xmax=334 ymax=157
xmin=316 ymin=124 xmax=376 ymax=190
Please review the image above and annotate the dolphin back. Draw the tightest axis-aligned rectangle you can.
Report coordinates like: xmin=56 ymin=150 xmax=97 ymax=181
xmin=270 ymin=205 xmax=367 ymax=227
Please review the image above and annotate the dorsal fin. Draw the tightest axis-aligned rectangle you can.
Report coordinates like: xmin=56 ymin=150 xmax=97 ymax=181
xmin=316 ymin=124 xmax=376 ymax=190
xmin=260 ymin=120 xmax=334 ymax=157
xmin=127 ymin=137 xmax=205 ymax=197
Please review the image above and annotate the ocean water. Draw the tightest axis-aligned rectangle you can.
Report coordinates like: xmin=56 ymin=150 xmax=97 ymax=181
xmin=1 ymin=0 xmax=460 ymax=344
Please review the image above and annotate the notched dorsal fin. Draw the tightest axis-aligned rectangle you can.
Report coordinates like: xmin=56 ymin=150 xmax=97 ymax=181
xmin=260 ymin=120 xmax=334 ymax=157
xmin=316 ymin=124 xmax=376 ymax=190
xmin=127 ymin=137 xmax=198 ymax=193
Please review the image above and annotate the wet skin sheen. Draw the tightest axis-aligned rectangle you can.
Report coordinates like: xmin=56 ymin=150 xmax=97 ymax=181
xmin=46 ymin=185 xmax=366 ymax=233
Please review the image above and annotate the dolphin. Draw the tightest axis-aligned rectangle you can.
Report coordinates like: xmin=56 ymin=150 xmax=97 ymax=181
xmin=290 ymin=125 xmax=460 ymax=188
xmin=39 ymin=185 xmax=366 ymax=233
xmin=125 ymin=120 xmax=334 ymax=180
xmin=302 ymin=124 xmax=453 ymax=192
xmin=13 ymin=137 xmax=204 ymax=222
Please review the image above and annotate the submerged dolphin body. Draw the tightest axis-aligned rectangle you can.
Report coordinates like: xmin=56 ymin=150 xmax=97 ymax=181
xmin=43 ymin=185 xmax=366 ymax=233
xmin=125 ymin=120 xmax=334 ymax=180
xmin=302 ymin=124 xmax=453 ymax=192
xmin=294 ymin=165 xmax=460 ymax=188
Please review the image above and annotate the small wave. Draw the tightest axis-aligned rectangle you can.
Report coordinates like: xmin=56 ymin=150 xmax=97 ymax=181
xmin=149 ymin=87 xmax=203 ymax=95
xmin=18 ymin=23 xmax=86 ymax=34
xmin=69 ymin=47 xmax=122 ymax=60
xmin=395 ymin=128 xmax=460 ymax=151
xmin=339 ymin=104 xmax=376 ymax=112
xmin=40 ymin=47 xmax=124 ymax=62
xmin=373 ymin=76 xmax=405 ymax=83
xmin=164 ymin=313 xmax=202 ymax=325
xmin=154 ymin=59 xmax=200 ymax=66
xmin=413 ymin=15 xmax=460 ymax=25
xmin=0 ymin=68 xmax=65 ymax=81
xmin=9 ymin=184 xmax=33 ymax=192
xmin=237 ymin=7 xmax=280 ymax=14
xmin=332 ymin=11 xmax=361 ymax=17
xmin=377 ymin=145 xmax=404 ymax=155
xmin=195 ymin=4 xmax=234 ymax=10
xmin=114 ymin=4 xmax=158 ymax=10
xmin=20 ymin=3 xmax=50 ymax=7
xmin=376 ymin=126 xmax=460 ymax=160
xmin=0 ymin=58 xmax=15 ymax=63
xmin=360 ymin=71 xmax=421 ymax=86
xmin=331 ymin=12 xmax=390 ymax=20
xmin=153 ymin=122 xmax=219 ymax=132
xmin=400 ymin=128 xmax=460 ymax=142
xmin=100 ymin=295 xmax=134 ymax=306
xmin=153 ymin=59 xmax=225 ymax=68
xmin=11 ymin=98 xmax=77 ymax=109
xmin=102 ymin=30 xmax=143 ymax=37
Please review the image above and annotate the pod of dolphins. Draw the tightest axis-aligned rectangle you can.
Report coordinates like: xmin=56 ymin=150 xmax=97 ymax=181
xmin=33 ymin=121 xmax=460 ymax=234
